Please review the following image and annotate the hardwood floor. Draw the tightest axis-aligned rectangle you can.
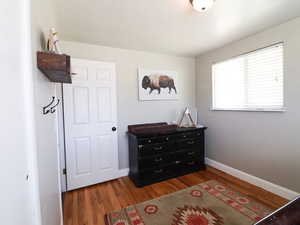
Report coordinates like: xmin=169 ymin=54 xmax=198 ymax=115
xmin=63 ymin=166 xmax=288 ymax=225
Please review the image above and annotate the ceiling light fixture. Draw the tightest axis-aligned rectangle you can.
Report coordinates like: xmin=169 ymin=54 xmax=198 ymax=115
xmin=190 ymin=0 xmax=215 ymax=12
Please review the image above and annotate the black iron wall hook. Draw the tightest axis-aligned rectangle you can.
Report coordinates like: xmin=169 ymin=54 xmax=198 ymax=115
xmin=43 ymin=96 xmax=55 ymax=115
xmin=50 ymin=99 xmax=60 ymax=113
xmin=43 ymin=96 xmax=60 ymax=115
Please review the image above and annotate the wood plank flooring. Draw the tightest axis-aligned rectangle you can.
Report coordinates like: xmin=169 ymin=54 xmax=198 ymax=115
xmin=63 ymin=166 xmax=288 ymax=225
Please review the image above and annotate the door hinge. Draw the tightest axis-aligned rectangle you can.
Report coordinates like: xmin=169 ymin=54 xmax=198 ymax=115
xmin=63 ymin=168 xmax=67 ymax=175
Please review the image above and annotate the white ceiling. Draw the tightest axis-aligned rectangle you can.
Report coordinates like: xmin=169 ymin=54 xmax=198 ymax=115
xmin=54 ymin=0 xmax=300 ymax=57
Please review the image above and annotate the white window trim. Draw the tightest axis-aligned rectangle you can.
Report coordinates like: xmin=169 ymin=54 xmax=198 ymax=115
xmin=211 ymin=42 xmax=286 ymax=112
xmin=210 ymin=107 xmax=287 ymax=112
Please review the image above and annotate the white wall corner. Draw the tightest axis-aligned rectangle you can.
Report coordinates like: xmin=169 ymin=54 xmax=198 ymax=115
xmin=118 ymin=168 xmax=129 ymax=177
xmin=205 ymin=158 xmax=299 ymax=200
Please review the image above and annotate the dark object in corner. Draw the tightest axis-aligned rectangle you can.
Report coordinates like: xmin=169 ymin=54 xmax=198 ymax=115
xmin=128 ymin=123 xmax=207 ymax=187
xmin=37 ymin=51 xmax=72 ymax=83
xmin=255 ymin=196 xmax=300 ymax=225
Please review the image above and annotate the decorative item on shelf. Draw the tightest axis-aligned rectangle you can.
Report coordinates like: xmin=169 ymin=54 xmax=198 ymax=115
xmin=178 ymin=107 xmax=197 ymax=128
xmin=138 ymin=68 xmax=178 ymax=101
xmin=43 ymin=96 xmax=60 ymax=115
xmin=46 ymin=28 xmax=62 ymax=54
xmin=190 ymin=0 xmax=215 ymax=12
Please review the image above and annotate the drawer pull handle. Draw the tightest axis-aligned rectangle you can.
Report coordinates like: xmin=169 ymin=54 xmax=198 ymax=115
xmin=187 ymin=141 xmax=195 ymax=145
xmin=154 ymin=146 xmax=163 ymax=151
xmin=188 ymin=152 xmax=195 ymax=155
xmin=155 ymin=158 xmax=163 ymax=162
xmin=183 ymin=135 xmax=187 ymax=138
xmin=175 ymin=161 xmax=181 ymax=164
xmin=154 ymin=169 xmax=163 ymax=173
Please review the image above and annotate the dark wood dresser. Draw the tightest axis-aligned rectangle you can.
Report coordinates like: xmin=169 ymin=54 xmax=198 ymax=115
xmin=128 ymin=126 xmax=207 ymax=187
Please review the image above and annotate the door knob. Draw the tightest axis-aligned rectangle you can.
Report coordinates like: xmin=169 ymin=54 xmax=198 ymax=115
xmin=112 ymin=127 xmax=117 ymax=132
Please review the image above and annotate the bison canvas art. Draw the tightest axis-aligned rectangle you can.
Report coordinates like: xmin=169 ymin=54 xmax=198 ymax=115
xmin=138 ymin=69 xmax=178 ymax=101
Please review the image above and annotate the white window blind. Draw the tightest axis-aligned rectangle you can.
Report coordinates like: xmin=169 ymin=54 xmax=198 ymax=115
xmin=212 ymin=43 xmax=284 ymax=111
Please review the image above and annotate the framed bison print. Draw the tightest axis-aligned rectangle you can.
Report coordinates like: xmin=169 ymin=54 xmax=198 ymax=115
xmin=138 ymin=68 xmax=178 ymax=101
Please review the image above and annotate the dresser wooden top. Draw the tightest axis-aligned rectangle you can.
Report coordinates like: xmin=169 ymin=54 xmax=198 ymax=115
xmin=128 ymin=127 xmax=207 ymax=138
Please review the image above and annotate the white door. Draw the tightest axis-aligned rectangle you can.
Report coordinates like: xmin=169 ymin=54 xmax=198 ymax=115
xmin=63 ymin=59 xmax=119 ymax=191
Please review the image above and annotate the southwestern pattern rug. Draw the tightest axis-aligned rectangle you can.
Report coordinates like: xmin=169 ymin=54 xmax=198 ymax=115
xmin=105 ymin=180 xmax=274 ymax=225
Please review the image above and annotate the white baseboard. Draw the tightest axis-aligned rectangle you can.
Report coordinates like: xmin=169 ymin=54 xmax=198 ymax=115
xmin=117 ymin=168 xmax=129 ymax=177
xmin=206 ymin=158 xmax=299 ymax=200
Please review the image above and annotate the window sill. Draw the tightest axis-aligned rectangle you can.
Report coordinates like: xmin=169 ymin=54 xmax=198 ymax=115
xmin=210 ymin=108 xmax=287 ymax=112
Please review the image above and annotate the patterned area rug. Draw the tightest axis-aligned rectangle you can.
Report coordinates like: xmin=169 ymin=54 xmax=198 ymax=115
xmin=105 ymin=180 xmax=273 ymax=225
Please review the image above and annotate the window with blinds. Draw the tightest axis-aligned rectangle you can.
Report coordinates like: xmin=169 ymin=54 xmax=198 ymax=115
xmin=212 ymin=43 xmax=284 ymax=111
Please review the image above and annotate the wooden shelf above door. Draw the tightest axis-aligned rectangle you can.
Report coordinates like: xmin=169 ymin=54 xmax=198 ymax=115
xmin=37 ymin=51 xmax=72 ymax=83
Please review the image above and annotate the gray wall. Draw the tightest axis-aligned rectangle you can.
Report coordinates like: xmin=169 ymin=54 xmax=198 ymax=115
xmin=61 ymin=41 xmax=196 ymax=169
xmin=196 ymin=17 xmax=300 ymax=192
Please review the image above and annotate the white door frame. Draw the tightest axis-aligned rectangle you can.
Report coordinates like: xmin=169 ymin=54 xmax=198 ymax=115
xmin=56 ymin=84 xmax=67 ymax=192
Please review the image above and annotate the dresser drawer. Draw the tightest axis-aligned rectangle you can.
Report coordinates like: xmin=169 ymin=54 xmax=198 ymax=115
xmin=139 ymin=166 xmax=173 ymax=180
xmin=177 ymin=138 xmax=202 ymax=149
xmin=138 ymin=143 xmax=169 ymax=157
xmin=179 ymin=160 xmax=203 ymax=171
xmin=138 ymin=135 xmax=177 ymax=146
xmin=157 ymin=135 xmax=177 ymax=143
xmin=139 ymin=160 xmax=202 ymax=179
xmin=139 ymin=155 xmax=170 ymax=169
xmin=188 ymin=131 xmax=204 ymax=138
xmin=178 ymin=131 xmax=204 ymax=140
xmin=138 ymin=137 xmax=157 ymax=145
xmin=171 ymin=149 xmax=202 ymax=161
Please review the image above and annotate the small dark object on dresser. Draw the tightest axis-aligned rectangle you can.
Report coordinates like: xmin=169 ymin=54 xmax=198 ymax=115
xmin=128 ymin=123 xmax=207 ymax=187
